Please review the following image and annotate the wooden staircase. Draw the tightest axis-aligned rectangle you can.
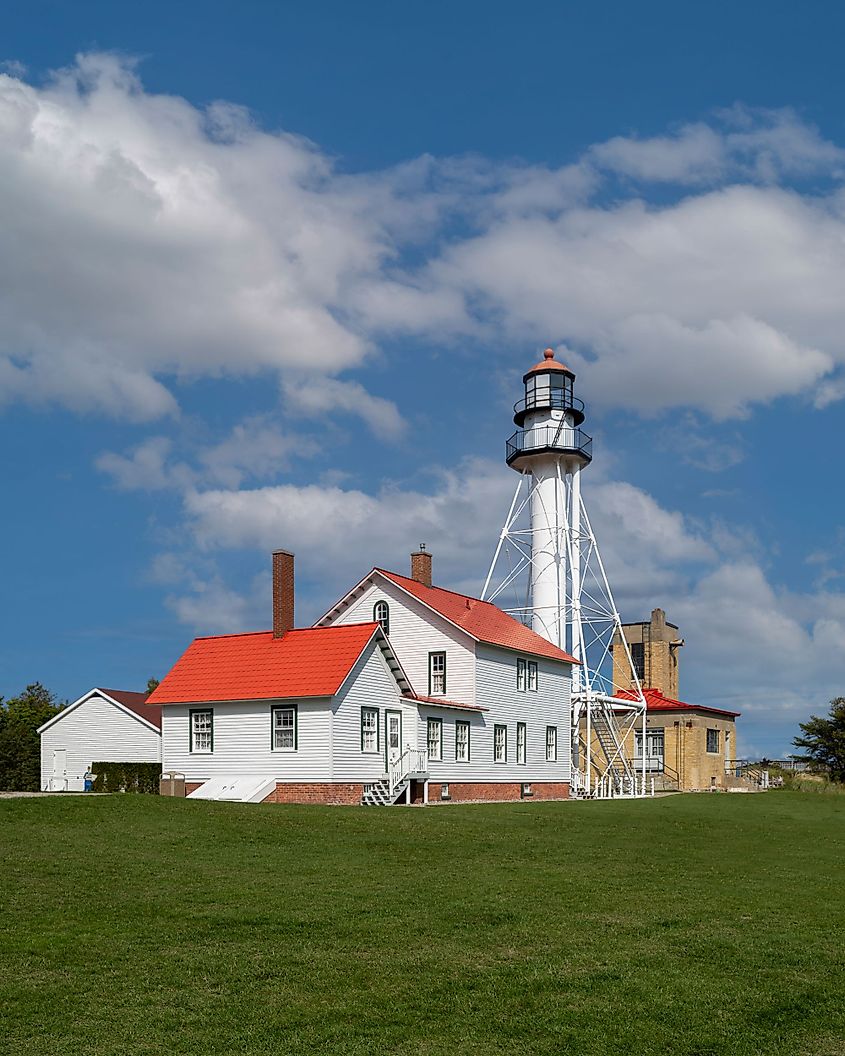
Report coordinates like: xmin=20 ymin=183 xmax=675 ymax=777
xmin=361 ymin=747 xmax=428 ymax=806
xmin=362 ymin=778 xmax=410 ymax=806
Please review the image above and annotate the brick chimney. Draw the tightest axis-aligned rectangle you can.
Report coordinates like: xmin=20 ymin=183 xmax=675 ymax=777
xmin=272 ymin=549 xmax=295 ymax=637
xmin=410 ymin=546 xmax=432 ymax=588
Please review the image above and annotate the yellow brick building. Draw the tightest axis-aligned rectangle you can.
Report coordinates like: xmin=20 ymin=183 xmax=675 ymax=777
xmin=609 ymin=609 xmax=741 ymax=792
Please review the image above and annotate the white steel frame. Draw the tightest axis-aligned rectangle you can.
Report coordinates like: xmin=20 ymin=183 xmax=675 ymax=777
xmin=482 ymin=462 xmax=648 ymax=798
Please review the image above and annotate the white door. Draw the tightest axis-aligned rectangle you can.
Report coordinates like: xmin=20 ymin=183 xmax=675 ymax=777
xmin=52 ymin=749 xmax=67 ymax=791
xmin=385 ymin=711 xmax=402 ymax=769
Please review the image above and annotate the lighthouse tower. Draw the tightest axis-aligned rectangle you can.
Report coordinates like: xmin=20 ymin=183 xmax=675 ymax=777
xmin=482 ymin=348 xmax=647 ymax=798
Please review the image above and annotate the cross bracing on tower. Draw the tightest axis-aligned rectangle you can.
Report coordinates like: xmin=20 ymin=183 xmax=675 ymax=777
xmin=482 ymin=348 xmax=648 ymax=798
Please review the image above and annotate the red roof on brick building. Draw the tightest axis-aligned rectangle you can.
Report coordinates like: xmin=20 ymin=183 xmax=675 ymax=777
xmin=147 ymin=623 xmax=382 ymax=705
xmin=375 ymin=569 xmax=578 ymax=664
xmin=620 ymin=687 xmax=740 ymax=719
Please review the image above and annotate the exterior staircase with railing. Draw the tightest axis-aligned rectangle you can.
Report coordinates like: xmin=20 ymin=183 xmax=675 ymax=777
xmin=362 ymin=747 xmax=428 ymax=806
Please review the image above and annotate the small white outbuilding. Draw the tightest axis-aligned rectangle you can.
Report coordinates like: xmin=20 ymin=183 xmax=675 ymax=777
xmin=38 ymin=688 xmax=162 ymax=791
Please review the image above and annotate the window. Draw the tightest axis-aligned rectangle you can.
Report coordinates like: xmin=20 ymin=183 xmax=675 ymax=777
xmin=361 ymin=707 xmax=379 ymax=753
xmin=635 ymin=729 xmax=665 ymax=758
xmin=521 ymin=782 xmax=533 ymax=798
xmin=440 ymin=783 xmax=450 ymax=801
xmin=630 ymin=642 xmax=645 ymax=681
xmin=427 ymin=718 xmax=443 ymax=762
xmin=517 ymin=722 xmax=526 ymax=765
xmin=494 ymin=724 xmax=507 ymax=763
xmin=429 ymin=652 xmax=446 ymax=695
xmin=455 ymin=720 xmax=470 ymax=762
xmin=517 ymin=657 xmax=527 ymax=692
xmin=546 ymin=725 xmax=557 ymax=762
xmin=190 ymin=709 xmax=213 ymax=754
xmin=706 ymin=728 xmax=720 ymax=754
xmin=271 ymin=705 xmax=297 ymax=751
xmin=527 ymin=660 xmax=538 ymax=692
xmin=373 ymin=600 xmax=390 ymax=636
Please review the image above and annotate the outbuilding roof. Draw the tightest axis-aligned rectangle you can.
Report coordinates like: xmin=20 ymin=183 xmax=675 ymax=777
xmin=99 ymin=688 xmax=162 ymax=730
xmin=36 ymin=687 xmax=161 ymax=735
xmin=374 ymin=569 xmax=578 ymax=664
xmin=147 ymin=623 xmax=388 ymax=705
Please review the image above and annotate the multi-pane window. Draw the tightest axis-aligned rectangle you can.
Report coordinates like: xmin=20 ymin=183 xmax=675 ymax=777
xmin=518 ymin=658 xmax=538 ymax=692
xmin=517 ymin=722 xmax=526 ymax=765
xmin=190 ymin=709 xmax=213 ymax=753
xmin=427 ymin=718 xmax=443 ymax=761
xmin=494 ymin=724 xmax=507 ymax=763
xmin=455 ymin=720 xmax=470 ymax=762
xmin=373 ymin=600 xmax=390 ymax=636
xmin=527 ymin=661 xmax=538 ymax=692
xmin=361 ymin=707 xmax=379 ymax=753
xmin=630 ymin=642 xmax=645 ymax=681
xmin=429 ymin=652 xmax=446 ymax=695
xmin=706 ymin=728 xmax=720 ymax=754
xmin=271 ymin=706 xmax=296 ymax=750
xmin=546 ymin=725 xmax=557 ymax=762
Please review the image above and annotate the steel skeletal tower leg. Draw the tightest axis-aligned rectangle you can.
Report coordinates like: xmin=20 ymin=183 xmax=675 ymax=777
xmin=483 ymin=465 xmax=647 ymax=799
xmin=492 ymin=347 xmax=647 ymax=797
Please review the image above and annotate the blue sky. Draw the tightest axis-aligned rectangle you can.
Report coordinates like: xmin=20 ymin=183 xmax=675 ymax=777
xmin=3 ymin=1 xmax=845 ymax=756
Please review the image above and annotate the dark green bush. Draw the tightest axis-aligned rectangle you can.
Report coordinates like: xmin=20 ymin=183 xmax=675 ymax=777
xmin=91 ymin=762 xmax=160 ymax=794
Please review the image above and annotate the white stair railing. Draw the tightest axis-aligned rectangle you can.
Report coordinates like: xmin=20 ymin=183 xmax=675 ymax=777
xmin=387 ymin=747 xmax=429 ymax=795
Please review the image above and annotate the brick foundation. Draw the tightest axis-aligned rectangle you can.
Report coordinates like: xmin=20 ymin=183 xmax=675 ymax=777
xmin=428 ymin=781 xmax=570 ymax=803
xmin=186 ymin=780 xmax=569 ymax=805
xmin=263 ymin=782 xmax=364 ymax=805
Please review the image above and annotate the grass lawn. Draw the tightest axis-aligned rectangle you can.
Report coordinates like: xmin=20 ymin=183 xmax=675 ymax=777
xmin=1 ymin=793 xmax=844 ymax=1056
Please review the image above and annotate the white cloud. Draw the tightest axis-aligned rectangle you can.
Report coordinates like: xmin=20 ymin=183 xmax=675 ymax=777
xmin=4 ymin=56 xmax=845 ymax=428
xmin=198 ymin=416 xmax=316 ymax=488
xmin=431 ymin=185 xmax=839 ymax=416
xmin=96 ymin=414 xmax=316 ymax=491
xmin=175 ymin=458 xmax=713 ymax=624
xmin=95 ymin=436 xmax=193 ymax=491
xmin=588 ymin=108 xmax=845 ymax=185
xmin=281 ymin=378 xmax=406 ymax=440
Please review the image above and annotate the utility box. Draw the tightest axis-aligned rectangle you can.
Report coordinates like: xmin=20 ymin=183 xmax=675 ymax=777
xmin=160 ymin=771 xmax=186 ymax=797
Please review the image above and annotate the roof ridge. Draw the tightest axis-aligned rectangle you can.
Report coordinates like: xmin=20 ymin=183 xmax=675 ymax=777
xmin=192 ymin=623 xmax=379 ymax=643
xmin=377 ymin=568 xmax=488 ymax=605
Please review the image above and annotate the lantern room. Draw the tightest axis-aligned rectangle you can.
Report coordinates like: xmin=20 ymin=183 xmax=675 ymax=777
xmin=513 ymin=348 xmax=585 ymax=427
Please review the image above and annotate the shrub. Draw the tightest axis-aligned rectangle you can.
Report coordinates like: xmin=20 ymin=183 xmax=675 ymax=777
xmin=91 ymin=762 xmax=160 ymax=794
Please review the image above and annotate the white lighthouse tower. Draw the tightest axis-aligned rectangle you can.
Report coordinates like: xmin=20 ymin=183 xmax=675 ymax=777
xmin=482 ymin=348 xmax=648 ymax=798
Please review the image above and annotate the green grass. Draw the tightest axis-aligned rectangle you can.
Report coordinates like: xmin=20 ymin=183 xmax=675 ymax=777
xmin=1 ymin=794 xmax=844 ymax=1056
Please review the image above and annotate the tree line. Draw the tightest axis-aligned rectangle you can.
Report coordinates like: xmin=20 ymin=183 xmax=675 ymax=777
xmin=0 ymin=684 xmax=63 ymax=792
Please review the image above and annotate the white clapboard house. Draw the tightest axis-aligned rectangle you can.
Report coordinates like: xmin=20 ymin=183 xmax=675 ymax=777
xmin=147 ymin=549 xmax=576 ymax=805
xmin=38 ymin=688 xmax=162 ymax=791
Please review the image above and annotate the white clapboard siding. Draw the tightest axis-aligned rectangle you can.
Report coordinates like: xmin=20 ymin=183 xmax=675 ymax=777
xmin=326 ymin=578 xmax=477 ymax=705
xmin=331 ymin=639 xmax=417 ymax=781
xmin=416 ymin=644 xmax=572 ymax=783
xmin=161 ymin=698 xmax=333 ymax=782
xmin=40 ymin=693 xmax=161 ymax=792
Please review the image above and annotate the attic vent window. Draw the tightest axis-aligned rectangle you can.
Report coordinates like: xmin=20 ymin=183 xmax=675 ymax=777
xmin=373 ymin=600 xmax=390 ymax=636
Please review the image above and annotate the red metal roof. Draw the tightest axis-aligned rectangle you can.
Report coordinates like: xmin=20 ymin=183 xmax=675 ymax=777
xmin=525 ymin=347 xmax=574 ymax=376
xmin=407 ymin=693 xmax=488 ymax=713
xmin=147 ymin=623 xmax=380 ymax=705
xmin=621 ymin=687 xmax=740 ymax=719
xmin=376 ymin=569 xmax=578 ymax=664
xmin=99 ymin=688 xmax=162 ymax=730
